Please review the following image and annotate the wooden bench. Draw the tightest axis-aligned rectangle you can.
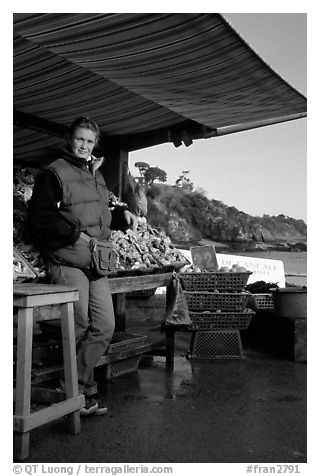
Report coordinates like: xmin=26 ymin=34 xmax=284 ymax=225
xmin=13 ymin=284 xmax=85 ymax=461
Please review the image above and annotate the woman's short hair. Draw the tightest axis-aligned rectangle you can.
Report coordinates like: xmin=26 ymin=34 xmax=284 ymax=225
xmin=68 ymin=117 xmax=100 ymax=143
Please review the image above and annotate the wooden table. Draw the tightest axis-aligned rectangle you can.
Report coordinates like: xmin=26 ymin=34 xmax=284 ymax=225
xmin=29 ymin=272 xmax=178 ymax=387
xmin=109 ymin=271 xmax=172 ymax=329
xmin=13 ymin=284 xmax=85 ymax=461
xmin=30 ymin=273 xmax=178 ymax=374
xmin=108 ymin=272 xmax=177 ymax=369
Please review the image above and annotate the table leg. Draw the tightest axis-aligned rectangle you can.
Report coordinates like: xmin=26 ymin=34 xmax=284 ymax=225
xmin=14 ymin=307 xmax=33 ymax=461
xmin=165 ymin=279 xmax=175 ymax=315
xmin=165 ymin=327 xmax=175 ymax=371
xmin=60 ymin=302 xmax=81 ymax=434
xmin=113 ymin=293 xmax=126 ymax=332
xmin=237 ymin=330 xmax=244 ymax=360
xmin=165 ymin=280 xmax=176 ymax=371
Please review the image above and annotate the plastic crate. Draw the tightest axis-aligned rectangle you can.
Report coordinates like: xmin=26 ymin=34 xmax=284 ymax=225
xmin=248 ymin=293 xmax=274 ymax=311
xmin=190 ymin=330 xmax=243 ymax=359
xmin=105 ymin=356 xmax=141 ymax=379
xmin=189 ymin=309 xmax=254 ymax=331
xmin=180 ymin=271 xmax=251 ymax=292
xmin=107 ymin=333 xmax=147 ymax=354
xmin=184 ymin=291 xmax=250 ymax=312
xmin=101 ymin=333 xmax=147 ymax=380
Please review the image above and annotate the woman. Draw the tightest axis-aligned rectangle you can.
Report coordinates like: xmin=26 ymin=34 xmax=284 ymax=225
xmin=27 ymin=117 xmax=137 ymax=415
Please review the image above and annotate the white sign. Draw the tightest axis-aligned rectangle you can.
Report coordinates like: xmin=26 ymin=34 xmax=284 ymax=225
xmin=177 ymin=250 xmax=285 ymax=287
xmin=216 ymin=253 xmax=285 ymax=287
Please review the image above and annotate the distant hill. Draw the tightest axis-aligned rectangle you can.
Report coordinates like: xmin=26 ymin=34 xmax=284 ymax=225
xmin=146 ymin=184 xmax=307 ymax=252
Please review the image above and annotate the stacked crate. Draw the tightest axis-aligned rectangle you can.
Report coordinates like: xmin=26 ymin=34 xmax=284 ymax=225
xmin=248 ymin=293 xmax=274 ymax=311
xmin=180 ymin=272 xmax=254 ymax=359
xmin=104 ymin=333 xmax=147 ymax=379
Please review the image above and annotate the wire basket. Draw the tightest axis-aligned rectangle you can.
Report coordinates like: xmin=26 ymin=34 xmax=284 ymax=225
xmin=189 ymin=309 xmax=254 ymax=330
xmin=248 ymin=293 xmax=274 ymax=311
xmin=107 ymin=333 xmax=147 ymax=354
xmin=185 ymin=291 xmax=251 ymax=312
xmin=106 ymin=356 xmax=141 ymax=379
xmin=180 ymin=271 xmax=251 ymax=292
xmin=190 ymin=330 xmax=243 ymax=359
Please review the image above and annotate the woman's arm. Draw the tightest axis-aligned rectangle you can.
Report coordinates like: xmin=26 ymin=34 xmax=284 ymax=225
xmin=123 ymin=209 xmax=138 ymax=232
xmin=27 ymin=169 xmax=80 ymax=250
xmin=110 ymin=205 xmax=138 ymax=232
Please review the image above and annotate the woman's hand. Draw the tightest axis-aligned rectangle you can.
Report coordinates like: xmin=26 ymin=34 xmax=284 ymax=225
xmin=123 ymin=210 xmax=138 ymax=232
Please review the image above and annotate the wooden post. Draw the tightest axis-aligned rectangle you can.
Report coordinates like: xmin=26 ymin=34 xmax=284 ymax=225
xmin=14 ymin=307 xmax=33 ymax=461
xmin=118 ymin=148 xmax=128 ymax=200
xmin=60 ymin=302 xmax=81 ymax=434
xmin=99 ymin=146 xmax=128 ymax=200
xmin=165 ymin=279 xmax=176 ymax=371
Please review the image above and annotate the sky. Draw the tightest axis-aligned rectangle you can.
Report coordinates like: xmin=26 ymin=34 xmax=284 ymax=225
xmin=129 ymin=13 xmax=307 ymax=222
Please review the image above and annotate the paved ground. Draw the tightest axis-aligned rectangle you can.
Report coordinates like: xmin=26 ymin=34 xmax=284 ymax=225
xmin=21 ymin=295 xmax=307 ymax=464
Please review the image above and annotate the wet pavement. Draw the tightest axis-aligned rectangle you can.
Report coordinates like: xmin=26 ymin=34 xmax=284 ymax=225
xmin=23 ymin=295 xmax=307 ymax=463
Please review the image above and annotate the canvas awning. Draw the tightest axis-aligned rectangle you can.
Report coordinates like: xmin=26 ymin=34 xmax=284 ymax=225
xmin=13 ymin=13 xmax=307 ymax=165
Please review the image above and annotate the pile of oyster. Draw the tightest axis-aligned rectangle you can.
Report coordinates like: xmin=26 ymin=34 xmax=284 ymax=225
xmin=111 ymin=220 xmax=189 ymax=271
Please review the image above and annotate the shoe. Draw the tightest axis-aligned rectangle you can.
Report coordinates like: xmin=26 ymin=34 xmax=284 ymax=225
xmin=80 ymin=397 xmax=99 ymax=416
xmin=94 ymin=404 xmax=108 ymax=416
xmin=80 ymin=398 xmax=108 ymax=416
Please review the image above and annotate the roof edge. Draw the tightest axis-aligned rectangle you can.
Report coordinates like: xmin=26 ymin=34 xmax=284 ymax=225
xmin=205 ymin=112 xmax=307 ymax=137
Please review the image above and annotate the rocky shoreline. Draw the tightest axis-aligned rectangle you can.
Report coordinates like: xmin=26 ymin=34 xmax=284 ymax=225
xmin=226 ymin=241 xmax=307 ymax=253
xmin=174 ymin=239 xmax=307 ymax=254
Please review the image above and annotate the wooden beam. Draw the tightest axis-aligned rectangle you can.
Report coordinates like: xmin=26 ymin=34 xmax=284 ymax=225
xmin=108 ymin=272 xmax=173 ymax=294
xmin=118 ymin=120 xmax=210 ymax=152
xmin=14 ymin=396 xmax=84 ymax=432
xmin=206 ymin=113 xmax=307 ymax=137
xmin=13 ymin=110 xmax=210 ymax=161
xmin=13 ymin=109 xmax=68 ymax=137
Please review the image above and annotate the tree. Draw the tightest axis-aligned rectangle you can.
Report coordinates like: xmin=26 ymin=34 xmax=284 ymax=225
xmin=144 ymin=166 xmax=167 ymax=186
xmin=134 ymin=162 xmax=150 ymax=178
xmin=195 ymin=186 xmax=208 ymax=197
xmin=175 ymin=170 xmax=193 ymax=191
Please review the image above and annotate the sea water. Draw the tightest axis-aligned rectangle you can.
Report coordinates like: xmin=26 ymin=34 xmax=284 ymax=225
xmin=232 ymin=251 xmax=307 ymax=287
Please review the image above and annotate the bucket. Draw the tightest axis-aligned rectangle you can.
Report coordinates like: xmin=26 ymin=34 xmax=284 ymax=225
xmin=271 ymin=287 xmax=307 ymax=318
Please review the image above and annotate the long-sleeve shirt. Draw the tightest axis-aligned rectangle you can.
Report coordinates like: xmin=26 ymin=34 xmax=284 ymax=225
xmin=27 ymin=168 xmax=80 ymax=251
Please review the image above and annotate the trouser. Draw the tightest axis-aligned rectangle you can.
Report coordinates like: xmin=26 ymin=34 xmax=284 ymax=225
xmin=45 ymin=262 xmax=115 ymax=386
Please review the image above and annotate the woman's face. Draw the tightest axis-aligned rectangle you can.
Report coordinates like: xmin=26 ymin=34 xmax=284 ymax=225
xmin=69 ymin=127 xmax=97 ymax=160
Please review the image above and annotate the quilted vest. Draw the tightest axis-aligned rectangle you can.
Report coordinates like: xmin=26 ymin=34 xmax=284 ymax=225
xmin=48 ymin=156 xmax=112 ymax=240
xmin=47 ymin=154 xmax=112 ymax=268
